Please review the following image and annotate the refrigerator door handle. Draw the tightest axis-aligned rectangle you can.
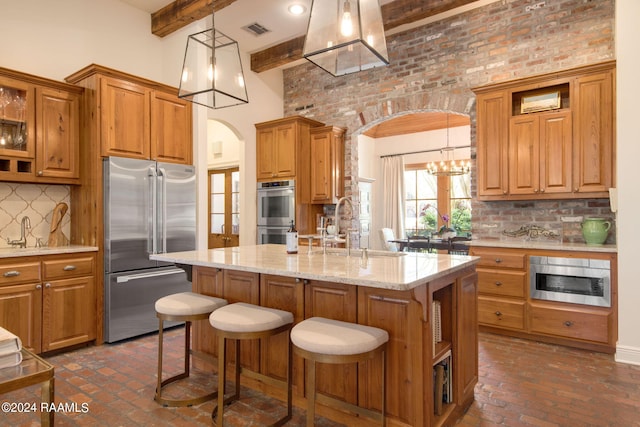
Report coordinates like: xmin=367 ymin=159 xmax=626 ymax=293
xmin=148 ymin=166 xmax=158 ymax=254
xmin=116 ymin=268 xmax=185 ymax=283
xmin=158 ymin=167 xmax=167 ymax=254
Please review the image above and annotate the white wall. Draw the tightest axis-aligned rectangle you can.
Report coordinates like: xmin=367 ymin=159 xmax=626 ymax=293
xmin=359 ymin=126 xmax=471 ymax=250
xmin=615 ymin=0 xmax=640 ymax=365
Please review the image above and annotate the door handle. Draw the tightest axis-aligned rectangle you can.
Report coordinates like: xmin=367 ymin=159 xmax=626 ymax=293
xmin=116 ymin=268 xmax=185 ymax=283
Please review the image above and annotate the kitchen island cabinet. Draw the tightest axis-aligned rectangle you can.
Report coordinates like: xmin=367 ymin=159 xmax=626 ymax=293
xmin=152 ymin=245 xmax=479 ymax=427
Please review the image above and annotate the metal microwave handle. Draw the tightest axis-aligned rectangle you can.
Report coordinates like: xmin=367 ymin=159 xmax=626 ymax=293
xmin=116 ymin=268 xmax=185 ymax=283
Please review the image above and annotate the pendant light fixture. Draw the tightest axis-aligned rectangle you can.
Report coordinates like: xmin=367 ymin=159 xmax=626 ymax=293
xmin=426 ymin=113 xmax=471 ymax=177
xmin=302 ymin=0 xmax=389 ymax=77
xmin=178 ymin=6 xmax=248 ymax=109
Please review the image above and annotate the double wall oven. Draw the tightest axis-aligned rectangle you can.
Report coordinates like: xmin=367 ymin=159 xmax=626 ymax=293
xmin=257 ymin=180 xmax=295 ymax=245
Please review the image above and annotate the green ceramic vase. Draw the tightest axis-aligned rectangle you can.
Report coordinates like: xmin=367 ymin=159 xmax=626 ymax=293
xmin=581 ymin=218 xmax=611 ymax=245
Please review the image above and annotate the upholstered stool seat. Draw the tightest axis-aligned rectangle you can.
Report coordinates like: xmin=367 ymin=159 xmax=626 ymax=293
xmin=291 ymin=317 xmax=389 ymax=427
xmin=155 ymin=292 xmax=227 ymax=407
xmin=209 ymin=302 xmax=294 ymax=426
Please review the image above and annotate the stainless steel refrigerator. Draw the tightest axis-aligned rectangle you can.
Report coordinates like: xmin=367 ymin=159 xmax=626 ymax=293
xmin=103 ymin=156 xmax=196 ymax=342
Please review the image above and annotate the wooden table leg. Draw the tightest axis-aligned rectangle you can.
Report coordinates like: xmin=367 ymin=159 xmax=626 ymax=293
xmin=40 ymin=376 xmax=54 ymax=427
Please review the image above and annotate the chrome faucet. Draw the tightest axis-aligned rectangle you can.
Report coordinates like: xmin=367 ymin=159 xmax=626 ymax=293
xmin=334 ymin=197 xmax=357 ymax=256
xmin=7 ymin=216 xmax=31 ymax=248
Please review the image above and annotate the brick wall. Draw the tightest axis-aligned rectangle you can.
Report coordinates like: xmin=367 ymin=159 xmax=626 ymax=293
xmin=282 ymin=0 xmax=616 ymax=244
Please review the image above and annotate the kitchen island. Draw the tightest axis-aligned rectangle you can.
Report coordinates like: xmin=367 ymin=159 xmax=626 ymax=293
xmin=151 ymin=245 xmax=479 ymax=427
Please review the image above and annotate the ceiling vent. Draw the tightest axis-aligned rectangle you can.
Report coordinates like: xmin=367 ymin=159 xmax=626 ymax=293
xmin=242 ymin=22 xmax=271 ymax=36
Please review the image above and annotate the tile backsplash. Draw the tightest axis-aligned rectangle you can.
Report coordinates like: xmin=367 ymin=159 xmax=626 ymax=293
xmin=0 ymin=183 xmax=71 ymax=249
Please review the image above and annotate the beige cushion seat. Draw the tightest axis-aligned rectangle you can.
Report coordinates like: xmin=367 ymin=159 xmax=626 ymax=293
xmin=154 ymin=292 xmax=227 ymax=407
xmin=291 ymin=316 xmax=389 ymax=355
xmin=291 ymin=316 xmax=389 ymax=426
xmin=155 ymin=292 xmax=227 ymax=316
xmin=209 ymin=302 xmax=294 ymax=332
xmin=208 ymin=302 xmax=294 ymax=426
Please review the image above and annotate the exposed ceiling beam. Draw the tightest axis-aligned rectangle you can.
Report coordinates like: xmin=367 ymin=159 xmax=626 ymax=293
xmin=151 ymin=0 xmax=238 ymax=38
xmin=250 ymin=0 xmax=479 ymax=73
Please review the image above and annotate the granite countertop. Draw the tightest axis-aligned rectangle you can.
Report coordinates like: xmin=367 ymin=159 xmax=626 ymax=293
xmin=151 ymin=244 xmax=480 ymax=291
xmin=0 ymin=245 xmax=99 ymax=259
xmin=469 ymin=239 xmax=617 ymax=253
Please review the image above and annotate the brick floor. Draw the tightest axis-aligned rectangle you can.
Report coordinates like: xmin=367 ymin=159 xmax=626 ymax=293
xmin=2 ymin=330 xmax=639 ymax=426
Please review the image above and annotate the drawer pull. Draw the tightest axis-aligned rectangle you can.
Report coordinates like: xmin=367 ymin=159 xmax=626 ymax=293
xmin=494 ymin=311 xmax=502 ymax=317
xmin=45 ymin=283 xmax=51 ymax=288
xmin=63 ymin=265 xmax=77 ymax=271
xmin=3 ymin=271 xmax=20 ymax=277
xmin=495 ymin=281 xmax=502 ymax=286
xmin=564 ymin=321 xmax=573 ymax=327
xmin=494 ymin=258 xmax=502 ymax=264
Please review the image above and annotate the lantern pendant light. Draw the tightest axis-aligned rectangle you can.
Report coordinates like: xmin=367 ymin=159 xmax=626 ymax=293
xmin=303 ymin=0 xmax=390 ymax=76
xmin=178 ymin=6 xmax=248 ymax=109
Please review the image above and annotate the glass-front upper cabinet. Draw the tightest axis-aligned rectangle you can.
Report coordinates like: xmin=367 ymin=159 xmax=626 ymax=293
xmin=0 ymin=76 xmax=35 ymax=159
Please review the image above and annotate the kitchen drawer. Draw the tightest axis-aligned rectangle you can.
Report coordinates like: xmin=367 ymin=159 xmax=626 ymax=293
xmin=42 ymin=256 xmax=94 ymax=280
xmin=0 ymin=262 xmax=40 ymax=286
xmin=478 ymin=270 xmax=527 ymax=298
xmin=529 ymin=302 xmax=610 ymax=343
xmin=470 ymin=248 xmax=526 ymax=269
xmin=478 ymin=296 xmax=525 ymax=330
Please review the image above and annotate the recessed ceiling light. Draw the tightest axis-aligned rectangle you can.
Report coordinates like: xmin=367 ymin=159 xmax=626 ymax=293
xmin=288 ymin=4 xmax=306 ymax=15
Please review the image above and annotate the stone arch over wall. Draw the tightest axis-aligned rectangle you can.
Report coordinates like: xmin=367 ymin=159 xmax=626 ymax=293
xmin=345 ymin=93 xmax=477 ymax=196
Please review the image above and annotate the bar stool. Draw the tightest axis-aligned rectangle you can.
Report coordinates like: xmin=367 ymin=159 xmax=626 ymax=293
xmin=209 ymin=302 xmax=294 ymax=427
xmin=155 ymin=292 xmax=228 ymax=407
xmin=291 ymin=317 xmax=389 ymax=427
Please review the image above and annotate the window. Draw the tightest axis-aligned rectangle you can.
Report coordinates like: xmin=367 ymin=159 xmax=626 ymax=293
xmin=404 ymin=164 xmax=471 ymax=237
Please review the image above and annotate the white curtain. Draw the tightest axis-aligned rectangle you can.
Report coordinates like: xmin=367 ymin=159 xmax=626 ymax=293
xmin=382 ymin=156 xmax=406 ymax=241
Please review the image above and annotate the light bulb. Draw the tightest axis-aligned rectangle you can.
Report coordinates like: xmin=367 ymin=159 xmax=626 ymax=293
xmin=340 ymin=1 xmax=353 ymax=37
xmin=237 ymin=74 xmax=245 ymax=88
xmin=181 ymin=68 xmax=189 ymax=83
xmin=0 ymin=136 xmax=5 ymax=146
xmin=366 ymin=34 xmax=374 ymax=46
xmin=208 ymin=63 xmax=214 ymax=81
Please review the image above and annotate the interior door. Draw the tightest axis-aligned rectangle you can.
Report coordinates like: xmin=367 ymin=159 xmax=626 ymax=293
xmin=208 ymin=167 xmax=240 ymax=249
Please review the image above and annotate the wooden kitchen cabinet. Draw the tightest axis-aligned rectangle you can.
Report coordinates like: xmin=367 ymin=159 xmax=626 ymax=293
xmin=309 ymin=126 xmax=345 ymax=204
xmin=0 ymin=252 xmax=96 ymax=354
xmin=508 ymin=111 xmax=572 ymax=196
xmin=0 ymin=261 xmax=42 ymax=352
xmin=470 ymin=245 xmax=618 ymax=353
xmin=475 ymin=91 xmax=509 ymax=197
xmin=473 ymin=60 xmax=615 ymax=200
xmin=0 ymin=67 xmax=82 ymax=184
xmin=255 ymin=116 xmax=324 ymax=182
xmin=471 ymin=247 xmax=528 ymax=333
xmin=66 ymin=64 xmax=192 ymax=165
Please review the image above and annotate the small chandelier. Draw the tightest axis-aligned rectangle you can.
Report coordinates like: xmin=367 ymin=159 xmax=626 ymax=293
xmin=178 ymin=8 xmax=248 ymax=109
xmin=427 ymin=114 xmax=471 ymax=177
xmin=302 ymin=0 xmax=389 ymax=77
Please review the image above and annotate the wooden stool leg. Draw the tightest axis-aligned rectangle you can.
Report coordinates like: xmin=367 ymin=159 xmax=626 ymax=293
xmin=307 ymin=359 xmax=316 ymax=427
xmin=184 ymin=320 xmax=191 ymax=376
xmin=216 ymin=334 xmax=227 ymax=426
xmin=286 ymin=336 xmax=293 ymax=421
xmin=234 ymin=339 xmax=241 ymax=401
xmin=381 ymin=348 xmax=386 ymax=427
xmin=156 ymin=318 xmax=164 ymax=400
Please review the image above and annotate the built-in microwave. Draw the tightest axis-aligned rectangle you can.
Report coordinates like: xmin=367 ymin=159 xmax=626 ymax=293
xmin=530 ymin=256 xmax=611 ymax=307
xmin=257 ymin=180 xmax=295 ymax=227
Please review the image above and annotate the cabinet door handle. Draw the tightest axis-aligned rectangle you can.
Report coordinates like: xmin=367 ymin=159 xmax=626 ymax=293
xmin=3 ymin=271 xmax=20 ymax=277
xmin=36 ymin=284 xmax=42 ymax=290
xmin=494 ymin=311 xmax=502 ymax=316
xmin=495 ymin=281 xmax=502 ymax=286
xmin=45 ymin=283 xmax=51 ymax=288
xmin=540 ymin=188 xmax=545 ymax=193
xmin=63 ymin=265 xmax=77 ymax=271
xmin=494 ymin=258 xmax=502 ymax=264
xmin=37 ymin=171 xmax=43 ymax=176
xmin=564 ymin=321 xmax=573 ymax=327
